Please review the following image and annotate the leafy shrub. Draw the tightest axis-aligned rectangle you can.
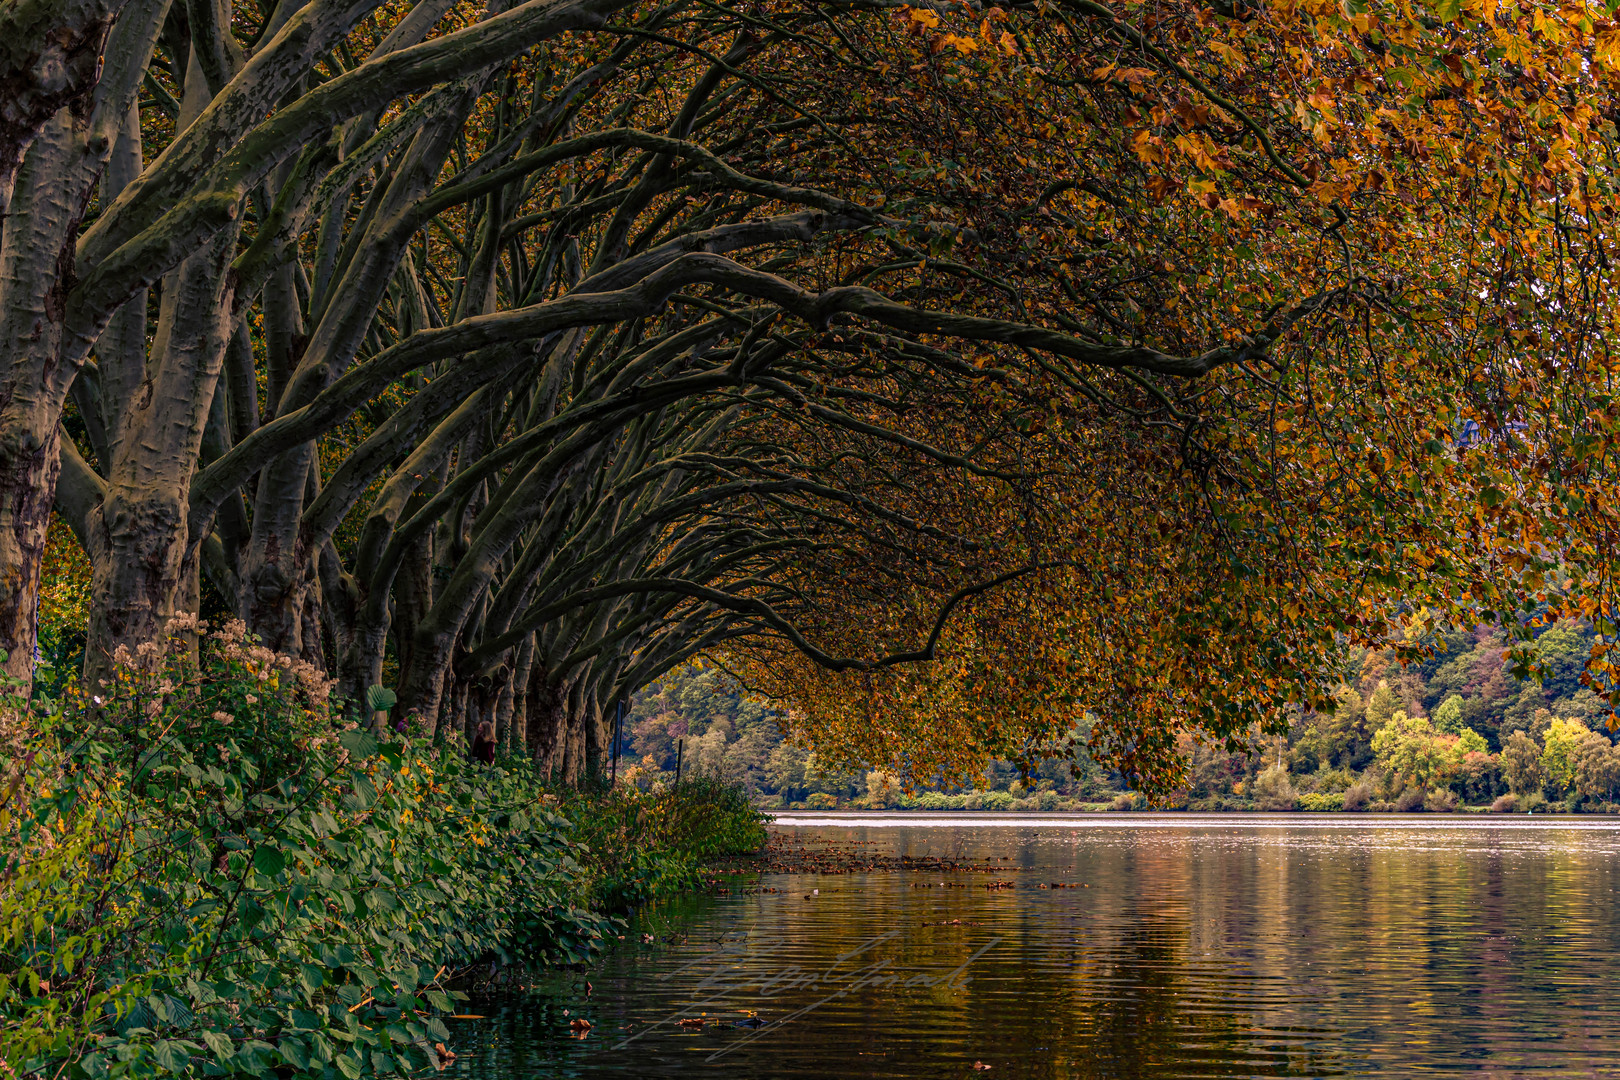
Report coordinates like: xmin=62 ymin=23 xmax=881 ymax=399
xmin=1341 ymin=782 xmax=1372 ymax=811
xmin=915 ymin=792 xmax=952 ymax=810
xmin=804 ymin=792 xmax=839 ymax=809
xmin=1518 ymin=791 xmax=1548 ymax=813
xmin=1298 ymin=792 xmax=1344 ymax=812
xmin=980 ymin=790 xmax=1015 ymax=811
xmin=1309 ymin=767 xmax=1356 ymax=793
xmin=1424 ymin=787 xmax=1459 ymax=812
xmin=1 ymin=620 xmax=617 ymax=1079
xmin=1252 ymin=765 xmax=1297 ymax=811
xmin=1491 ymin=794 xmax=1518 ymax=813
xmin=1395 ymin=786 xmax=1427 ymax=812
xmin=1037 ymin=791 xmax=1062 ymax=811
xmin=1109 ymin=793 xmax=1138 ymax=811
xmin=559 ymin=776 xmax=766 ymax=908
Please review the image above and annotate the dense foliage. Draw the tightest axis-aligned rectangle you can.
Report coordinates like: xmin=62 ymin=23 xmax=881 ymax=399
xmin=2 ymin=0 xmax=1617 ymax=800
xmin=0 ymin=624 xmax=763 ymax=1079
xmin=635 ymin=638 xmax=1620 ymax=812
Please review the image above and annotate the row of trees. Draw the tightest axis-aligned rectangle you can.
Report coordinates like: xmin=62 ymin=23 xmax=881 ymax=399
xmin=10 ymin=0 xmax=1620 ymax=791
xmin=629 ymin=625 xmax=1620 ymax=811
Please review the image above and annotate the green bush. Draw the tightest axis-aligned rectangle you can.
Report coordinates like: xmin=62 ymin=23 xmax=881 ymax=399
xmin=0 ymin=623 xmax=657 ymax=1078
xmin=979 ymin=790 xmax=1016 ymax=811
xmin=1298 ymin=792 xmax=1344 ymax=812
xmin=559 ymin=776 xmax=767 ymax=909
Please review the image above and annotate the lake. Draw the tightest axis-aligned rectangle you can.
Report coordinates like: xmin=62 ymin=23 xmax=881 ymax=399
xmin=450 ymin=813 xmax=1620 ymax=1077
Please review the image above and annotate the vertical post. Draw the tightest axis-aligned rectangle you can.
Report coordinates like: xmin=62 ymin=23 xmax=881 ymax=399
xmin=675 ymin=737 xmax=684 ymax=786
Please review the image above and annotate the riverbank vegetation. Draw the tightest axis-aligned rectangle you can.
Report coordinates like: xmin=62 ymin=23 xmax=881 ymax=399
xmin=0 ymin=624 xmax=764 ymax=1077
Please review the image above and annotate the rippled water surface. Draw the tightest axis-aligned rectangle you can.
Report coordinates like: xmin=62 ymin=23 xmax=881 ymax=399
xmin=451 ymin=813 xmax=1620 ymax=1077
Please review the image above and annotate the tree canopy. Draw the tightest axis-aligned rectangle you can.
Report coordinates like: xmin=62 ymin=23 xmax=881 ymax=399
xmin=5 ymin=0 xmax=1620 ymax=789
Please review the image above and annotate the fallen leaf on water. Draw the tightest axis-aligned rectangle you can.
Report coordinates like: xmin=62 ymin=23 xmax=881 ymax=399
xmin=569 ymin=1018 xmax=593 ymax=1032
xmin=973 ymin=1062 xmax=993 ymax=1071
xmin=677 ymin=1017 xmax=707 ymax=1028
xmin=447 ymin=1014 xmax=487 ymax=1019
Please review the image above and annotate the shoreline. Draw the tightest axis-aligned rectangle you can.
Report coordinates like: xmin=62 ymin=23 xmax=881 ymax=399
xmin=761 ymin=807 xmax=1620 ymax=821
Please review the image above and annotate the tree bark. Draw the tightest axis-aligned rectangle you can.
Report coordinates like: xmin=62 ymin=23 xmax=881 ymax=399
xmin=85 ymin=222 xmax=235 ymax=679
xmin=0 ymin=112 xmax=86 ymax=680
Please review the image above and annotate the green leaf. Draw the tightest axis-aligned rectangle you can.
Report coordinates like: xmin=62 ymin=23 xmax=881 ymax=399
xmin=279 ymin=1036 xmax=312 ymax=1070
xmin=200 ymin=1030 xmax=234 ymax=1059
xmin=339 ymin=729 xmax=380 ymax=758
xmin=152 ymin=1039 xmax=190 ymax=1073
xmin=1433 ymin=0 xmax=1461 ymax=20
xmin=298 ymin=963 xmax=325 ymax=997
xmin=253 ymin=846 xmax=286 ymax=877
xmin=335 ymin=1051 xmax=365 ymax=1079
xmin=366 ymin=686 xmax=398 ymax=712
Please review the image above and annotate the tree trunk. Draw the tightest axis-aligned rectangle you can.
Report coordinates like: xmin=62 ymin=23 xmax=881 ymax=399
xmin=85 ymin=222 xmax=236 ymax=679
xmin=0 ymin=111 xmax=88 ymax=682
xmin=0 ymin=422 xmax=60 ymax=680
xmin=525 ymin=673 xmax=563 ymax=776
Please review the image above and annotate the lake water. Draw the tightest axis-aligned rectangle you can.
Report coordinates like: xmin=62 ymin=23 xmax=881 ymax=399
xmin=451 ymin=813 xmax=1620 ymax=1077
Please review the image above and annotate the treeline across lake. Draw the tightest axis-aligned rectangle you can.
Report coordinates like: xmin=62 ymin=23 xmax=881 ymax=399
xmin=627 ymin=624 xmax=1620 ymax=814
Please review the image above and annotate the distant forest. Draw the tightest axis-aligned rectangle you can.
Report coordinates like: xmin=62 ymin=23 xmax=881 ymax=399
xmin=624 ymin=623 xmax=1620 ymax=813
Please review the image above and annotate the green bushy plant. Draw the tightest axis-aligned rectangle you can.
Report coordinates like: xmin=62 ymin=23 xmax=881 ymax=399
xmin=558 ymin=775 xmax=767 ymax=909
xmin=1251 ymin=765 xmax=1298 ymax=811
xmin=1 ymin=621 xmax=616 ymax=1079
xmin=1298 ymin=792 xmax=1344 ymax=812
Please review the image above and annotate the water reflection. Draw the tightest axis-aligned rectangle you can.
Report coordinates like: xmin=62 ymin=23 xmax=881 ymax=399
xmin=452 ymin=815 xmax=1620 ymax=1077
